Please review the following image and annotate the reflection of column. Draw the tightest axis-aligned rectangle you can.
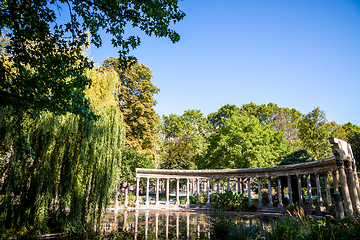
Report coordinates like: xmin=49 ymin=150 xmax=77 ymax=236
xmin=176 ymin=213 xmax=179 ymax=239
xmin=287 ymin=175 xmax=293 ymax=205
xmin=156 ymin=178 xmax=159 ymax=206
xmin=155 ymin=213 xmax=159 ymax=240
xmin=227 ymin=178 xmax=230 ymax=191
xmin=135 ymin=211 xmax=139 ymax=240
xmin=197 ymin=213 xmax=200 ymax=239
xmin=306 ymin=174 xmax=313 ymax=212
xmin=145 ymin=212 xmax=149 ymax=240
xmin=176 ymin=178 xmax=180 ymax=206
xmin=277 ymin=177 xmax=283 ymax=208
xmin=166 ymin=214 xmax=169 ymax=240
xmin=207 ymin=178 xmax=210 ymax=208
xmin=124 ymin=188 xmax=128 ymax=208
xmin=186 ymin=214 xmax=190 ymax=239
xmin=166 ymin=178 xmax=170 ymax=207
xmin=257 ymin=177 xmax=262 ymax=208
xmin=315 ymin=173 xmax=323 ymax=211
xmin=186 ymin=178 xmax=190 ymax=207
xmin=123 ymin=211 xmax=128 ymax=231
xmin=136 ymin=177 xmax=140 ymax=207
xmin=324 ymin=172 xmax=331 ymax=212
xmin=146 ymin=178 xmax=150 ymax=208
xmin=197 ymin=178 xmax=200 ymax=207
xmin=297 ymin=174 xmax=303 ymax=205
xmin=268 ymin=176 xmax=272 ymax=207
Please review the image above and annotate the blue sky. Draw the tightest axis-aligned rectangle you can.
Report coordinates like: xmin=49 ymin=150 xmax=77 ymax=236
xmin=89 ymin=0 xmax=360 ymax=126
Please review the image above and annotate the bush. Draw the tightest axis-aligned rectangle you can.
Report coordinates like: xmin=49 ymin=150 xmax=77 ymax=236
xmin=211 ymin=190 xmax=256 ymax=212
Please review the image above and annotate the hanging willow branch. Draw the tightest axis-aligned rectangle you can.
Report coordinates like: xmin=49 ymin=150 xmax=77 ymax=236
xmin=0 ymin=67 xmax=125 ymax=236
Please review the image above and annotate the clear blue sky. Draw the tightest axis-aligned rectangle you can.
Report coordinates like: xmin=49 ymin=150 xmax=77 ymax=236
xmin=90 ymin=0 xmax=360 ymax=126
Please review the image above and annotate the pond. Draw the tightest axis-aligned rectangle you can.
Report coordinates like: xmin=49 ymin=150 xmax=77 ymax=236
xmin=101 ymin=209 xmax=281 ymax=240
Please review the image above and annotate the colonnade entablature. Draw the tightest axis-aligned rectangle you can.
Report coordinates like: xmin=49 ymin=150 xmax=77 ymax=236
xmin=129 ymin=138 xmax=360 ymax=219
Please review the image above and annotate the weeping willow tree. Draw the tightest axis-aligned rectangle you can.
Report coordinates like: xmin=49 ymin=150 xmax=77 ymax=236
xmin=0 ymin=67 xmax=125 ymax=236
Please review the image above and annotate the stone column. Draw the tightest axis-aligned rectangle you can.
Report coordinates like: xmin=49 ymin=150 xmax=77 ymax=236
xmin=297 ymin=174 xmax=303 ymax=206
xmin=238 ymin=178 xmax=241 ymax=193
xmin=287 ymin=175 xmax=293 ymax=205
xmin=197 ymin=178 xmax=200 ymax=207
xmin=268 ymin=176 xmax=273 ymax=207
xmin=324 ymin=172 xmax=332 ymax=212
xmin=227 ymin=178 xmax=230 ymax=191
xmin=156 ymin=178 xmax=159 ymax=206
xmin=315 ymin=172 xmax=323 ymax=211
xmin=146 ymin=177 xmax=150 ymax=208
xmin=306 ymin=174 xmax=313 ymax=211
xmin=257 ymin=177 xmax=262 ymax=208
xmin=335 ymin=152 xmax=354 ymax=218
xmin=247 ymin=177 xmax=251 ymax=204
xmin=207 ymin=178 xmax=210 ymax=208
xmin=345 ymin=160 xmax=360 ymax=215
xmin=352 ymin=161 xmax=360 ymax=199
xmin=332 ymin=170 xmax=339 ymax=192
xmin=217 ymin=178 xmax=220 ymax=197
xmin=186 ymin=178 xmax=190 ymax=207
xmin=166 ymin=178 xmax=170 ymax=207
xmin=176 ymin=178 xmax=180 ymax=206
xmin=277 ymin=177 xmax=283 ymax=208
xmin=136 ymin=177 xmax=140 ymax=207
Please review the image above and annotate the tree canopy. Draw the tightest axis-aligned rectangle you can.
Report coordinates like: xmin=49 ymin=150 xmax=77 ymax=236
xmin=0 ymin=0 xmax=185 ymax=117
xmin=201 ymin=114 xmax=292 ymax=169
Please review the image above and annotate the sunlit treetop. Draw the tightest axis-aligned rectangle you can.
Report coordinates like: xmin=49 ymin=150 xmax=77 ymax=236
xmin=0 ymin=0 xmax=185 ymax=118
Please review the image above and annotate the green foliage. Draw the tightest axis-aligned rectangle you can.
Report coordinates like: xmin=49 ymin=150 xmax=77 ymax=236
xmin=158 ymin=109 xmax=212 ymax=170
xmin=211 ymin=190 xmax=255 ymax=212
xmin=280 ymin=150 xmax=315 ymax=165
xmin=202 ymin=114 xmax=292 ymax=169
xmin=0 ymin=0 xmax=185 ymax=117
xmin=0 ymin=68 xmax=125 ymax=237
xmin=266 ymin=207 xmax=360 ymax=240
xmin=343 ymin=122 xmax=360 ymax=162
xmin=207 ymin=104 xmax=241 ymax=129
xmin=103 ymin=58 xmax=160 ymax=153
xmin=210 ymin=214 xmax=263 ymax=240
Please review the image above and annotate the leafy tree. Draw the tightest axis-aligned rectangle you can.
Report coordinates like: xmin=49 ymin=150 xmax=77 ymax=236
xmin=0 ymin=0 xmax=185 ymax=117
xmin=343 ymin=122 xmax=360 ymax=162
xmin=207 ymin=104 xmax=241 ymax=129
xmin=158 ymin=109 xmax=212 ymax=170
xmin=103 ymin=57 xmax=160 ymax=153
xmin=202 ymin=114 xmax=292 ymax=169
xmin=0 ymin=67 xmax=125 ymax=236
xmin=240 ymin=102 xmax=302 ymax=149
xmin=298 ymin=107 xmax=332 ymax=160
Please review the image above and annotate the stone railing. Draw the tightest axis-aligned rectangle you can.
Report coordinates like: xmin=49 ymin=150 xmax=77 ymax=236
xmin=130 ymin=138 xmax=360 ymax=219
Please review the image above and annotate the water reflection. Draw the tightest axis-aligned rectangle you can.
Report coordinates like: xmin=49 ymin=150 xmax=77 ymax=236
xmin=102 ymin=209 xmax=275 ymax=240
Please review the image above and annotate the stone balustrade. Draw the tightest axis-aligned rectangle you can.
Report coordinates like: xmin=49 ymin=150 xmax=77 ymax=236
xmin=126 ymin=138 xmax=359 ymax=219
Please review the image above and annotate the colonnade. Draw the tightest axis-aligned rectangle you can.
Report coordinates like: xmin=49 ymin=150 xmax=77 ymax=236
xmin=130 ymin=138 xmax=360 ymax=219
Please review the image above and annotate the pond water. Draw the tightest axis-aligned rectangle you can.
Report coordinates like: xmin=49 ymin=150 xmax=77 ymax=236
xmin=101 ymin=209 xmax=280 ymax=240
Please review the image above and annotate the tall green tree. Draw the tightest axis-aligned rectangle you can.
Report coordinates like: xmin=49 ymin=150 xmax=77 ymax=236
xmin=202 ymin=115 xmax=292 ymax=169
xmin=343 ymin=122 xmax=360 ymax=162
xmin=207 ymin=104 xmax=241 ymax=129
xmin=158 ymin=109 xmax=212 ymax=170
xmin=298 ymin=107 xmax=332 ymax=160
xmin=103 ymin=57 xmax=160 ymax=153
xmin=0 ymin=0 xmax=185 ymax=117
